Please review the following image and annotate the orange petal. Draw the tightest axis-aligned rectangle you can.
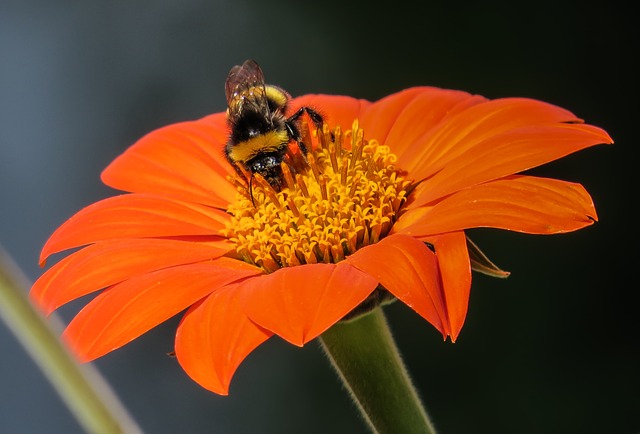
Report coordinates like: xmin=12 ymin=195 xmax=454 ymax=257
xmin=362 ymin=87 xmax=486 ymax=173
xmin=101 ymin=113 xmax=237 ymax=208
xmin=62 ymin=258 xmax=263 ymax=362
xmin=344 ymin=234 xmax=450 ymax=338
xmin=238 ymin=263 xmax=377 ymax=346
xmin=401 ymin=97 xmax=591 ymax=181
xmin=359 ymin=87 xmax=441 ymax=147
xmin=395 ymin=175 xmax=598 ymax=237
xmin=31 ymin=238 xmax=232 ymax=315
xmin=421 ymin=232 xmax=471 ymax=342
xmin=40 ymin=194 xmax=230 ymax=264
xmin=290 ymin=94 xmax=371 ymax=131
xmin=175 ymin=284 xmax=272 ymax=395
xmin=410 ymin=122 xmax=612 ymax=207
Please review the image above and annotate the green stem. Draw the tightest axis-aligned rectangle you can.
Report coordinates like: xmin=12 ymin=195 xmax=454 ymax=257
xmin=0 ymin=247 xmax=141 ymax=434
xmin=319 ymin=308 xmax=437 ymax=434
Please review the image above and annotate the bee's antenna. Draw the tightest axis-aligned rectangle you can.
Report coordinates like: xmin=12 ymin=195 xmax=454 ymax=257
xmin=249 ymin=174 xmax=256 ymax=207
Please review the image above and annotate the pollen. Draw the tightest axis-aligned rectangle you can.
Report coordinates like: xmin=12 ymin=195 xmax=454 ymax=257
xmin=222 ymin=121 xmax=412 ymax=273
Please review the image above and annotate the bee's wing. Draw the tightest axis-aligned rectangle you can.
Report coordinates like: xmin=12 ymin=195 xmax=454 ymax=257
xmin=225 ymin=59 xmax=268 ymax=110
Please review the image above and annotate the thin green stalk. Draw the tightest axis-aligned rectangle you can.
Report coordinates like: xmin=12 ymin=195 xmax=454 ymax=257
xmin=0 ymin=247 xmax=142 ymax=434
xmin=319 ymin=308 xmax=437 ymax=434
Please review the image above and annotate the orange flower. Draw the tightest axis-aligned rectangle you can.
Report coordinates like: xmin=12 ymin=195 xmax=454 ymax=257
xmin=30 ymin=86 xmax=612 ymax=395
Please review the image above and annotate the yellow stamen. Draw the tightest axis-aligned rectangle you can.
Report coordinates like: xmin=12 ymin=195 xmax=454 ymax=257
xmin=222 ymin=121 xmax=412 ymax=272
xmin=296 ymin=174 xmax=309 ymax=197
xmin=281 ymin=162 xmax=296 ymax=191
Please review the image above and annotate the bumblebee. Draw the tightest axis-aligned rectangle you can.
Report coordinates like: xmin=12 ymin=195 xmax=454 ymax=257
xmin=224 ymin=59 xmax=325 ymax=192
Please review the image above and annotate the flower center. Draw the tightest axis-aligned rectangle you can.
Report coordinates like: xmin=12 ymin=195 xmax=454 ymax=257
xmin=222 ymin=121 xmax=412 ymax=273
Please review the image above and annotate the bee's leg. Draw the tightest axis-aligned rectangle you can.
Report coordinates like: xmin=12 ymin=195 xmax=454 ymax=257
xmin=285 ymin=121 xmax=309 ymax=161
xmin=303 ymin=108 xmax=325 ymax=132
xmin=225 ymin=142 xmax=247 ymax=178
xmin=230 ymin=160 xmax=248 ymax=180
xmin=290 ymin=107 xmax=336 ymax=146
xmin=287 ymin=106 xmax=332 ymax=157
xmin=288 ymin=106 xmax=325 ymax=131
xmin=297 ymin=140 xmax=308 ymax=155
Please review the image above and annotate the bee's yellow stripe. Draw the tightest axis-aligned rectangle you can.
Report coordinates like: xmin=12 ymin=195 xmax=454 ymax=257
xmin=229 ymin=130 xmax=290 ymax=163
xmin=264 ymin=85 xmax=289 ymax=107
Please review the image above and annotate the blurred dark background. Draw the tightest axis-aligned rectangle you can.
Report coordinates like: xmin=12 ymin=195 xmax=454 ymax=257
xmin=1 ymin=1 xmax=637 ymax=433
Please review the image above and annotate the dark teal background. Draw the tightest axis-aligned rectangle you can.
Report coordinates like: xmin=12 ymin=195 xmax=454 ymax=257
xmin=1 ymin=1 xmax=637 ymax=433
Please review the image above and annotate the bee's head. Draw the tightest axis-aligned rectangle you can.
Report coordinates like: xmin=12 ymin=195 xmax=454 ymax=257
xmin=248 ymin=154 xmax=284 ymax=191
